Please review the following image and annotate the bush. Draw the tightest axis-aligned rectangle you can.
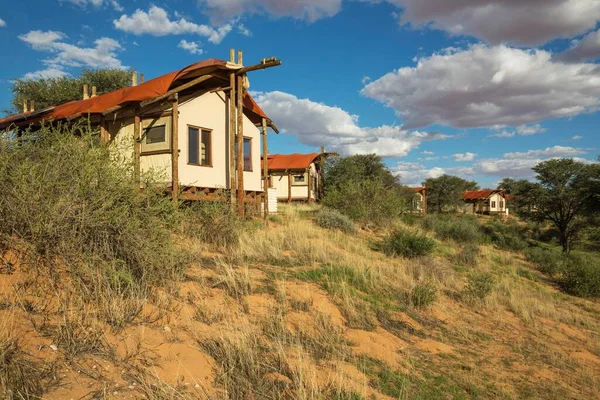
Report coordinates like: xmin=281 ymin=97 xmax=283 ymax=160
xmin=0 ymin=125 xmax=186 ymax=308
xmin=410 ymin=282 xmax=437 ymax=308
xmin=481 ymin=222 xmax=528 ymax=252
xmin=420 ymin=215 xmax=481 ymax=244
xmin=182 ymin=201 xmax=241 ymax=247
xmin=560 ymin=254 xmax=600 ymax=298
xmin=465 ymin=272 xmax=494 ymax=301
xmin=523 ymin=247 xmax=562 ymax=276
xmin=454 ymin=243 xmax=480 ymax=266
xmin=315 ymin=208 xmax=356 ymax=234
xmin=379 ymin=229 xmax=435 ymax=258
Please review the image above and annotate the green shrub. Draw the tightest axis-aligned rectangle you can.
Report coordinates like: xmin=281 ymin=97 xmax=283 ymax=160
xmin=379 ymin=229 xmax=435 ymax=258
xmin=523 ymin=247 xmax=562 ymax=276
xmin=465 ymin=272 xmax=495 ymax=301
xmin=481 ymin=222 xmax=527 ymax=252
xmin=410 ymin=282 xmax=437 ymax=308
xmin=421 ymin=215 xmax=481 ymax=243
xmin=454 ymin=243 xmax=480 ymax=266
xmin=560 ymin=254 xmax=600 ymax=298
xmin=315 ymin=208 xmax=356 ymax=234
xmin=182 ymin=201 xmax=241 ymax=247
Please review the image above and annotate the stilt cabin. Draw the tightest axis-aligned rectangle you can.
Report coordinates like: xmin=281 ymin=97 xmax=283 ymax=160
xmin=264 ymin=152 xmax=331 ymax=203
xmin=410 ymin=187 xmax=427 ymax=216
xmin=0 ymin=52 xmax=281 ymax=216
xmin=462 ymin=189 xmax=507 ymax=215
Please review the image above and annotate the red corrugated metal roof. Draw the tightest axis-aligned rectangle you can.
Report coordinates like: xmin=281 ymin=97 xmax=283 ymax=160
xmin=462 ymin=189 xmax=502 ymax=200
xmin=264 ymin=153 xmax=320 ymax=170
xmin=411 ymin=187 xmax=426 ymax=193
xmin=0 ymin=58 xmax=271 ymax=129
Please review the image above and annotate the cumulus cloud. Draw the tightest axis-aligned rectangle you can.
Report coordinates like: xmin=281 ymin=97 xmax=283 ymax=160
xmin=420 ymin=151 xmax=434 ymax=155
xmin=503 ymin=146 xmax=587 ymax=160
xmin=114 ymin=6 xmax=232 ymax=44
xmin=377 ymin=0 xmax=600 ymax=46
xmin=0 ymin=18 xmax=6 ymax=27
xmin=572 ymin=135 xmax=583 ymax=140
xmin=199 ymin=0 xmax=342 ymax=23
xmin=62 ymin=0 xmax=123 ymax=11
xmin=453 ymin=152 xmax=477 ymax=162
xmin=555 ymin=29 xmax=600 ymax=63
xmin=362 ymin=44 xmax=600 ymax=129
xmin=253 ymin=91 xmax=451 ymax=157
xmin=489 ymin=124 xmax=547 ymax=138
xmin=19 ymin=30 xmax=125 ymax=79
xmin=23 ymin=67 xmax=69 ymax=80
xmin=178 ymin=40 xmax=203 ymax=55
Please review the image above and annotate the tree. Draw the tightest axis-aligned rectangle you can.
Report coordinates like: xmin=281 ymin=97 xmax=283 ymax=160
xmin=9 ymin=69 xmax=133 ymax=114
xmin=497 ymin=178 xmax=518 ymax=194
xmin=527 ymin=158 xmax=599 ymax=253
xmin=423 ymin=174 xmax=478 ymax=213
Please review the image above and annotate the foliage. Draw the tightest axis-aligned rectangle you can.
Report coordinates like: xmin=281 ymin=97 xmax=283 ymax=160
xmin=465 ymin=272 xmax=495 ymax=301
xmin=481 ymin=221 xmax=528 ymax=252
xmin=410 ymin=281 xmax=438 ymax=308
xmin=560 ymin=254 xmax=600 ymax=298
xmin=379 ymin=229 xmax=435 ymax=258
xmin=423 ymin=174 xmax=478 ymax=213
xmin=315 ymin=208 xmax=357 ymax=234
xmin=0 ymin=124 xmax=185 ymax=302
xmin=454 ymin=243 xmax=481 ymax=266
xmin=523 ymin=247 xmax=563 ymax=276
xmin=181 ymin=201 xmax=241 ymax=248
xmin=421 ymin=214 xmax=481 ymax=243
xmin=323 ymin=154 xmax=412 ymax=227
xmin=9 ymin=69 xmax=132 ymax=113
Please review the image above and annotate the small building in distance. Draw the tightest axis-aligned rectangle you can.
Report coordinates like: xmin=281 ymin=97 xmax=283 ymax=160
xmin=410 ymin=187 xmax=427 ymax=216
xmin=462 ymin=189 xmax=507 ymax=215
xmin=264 ymin=152 xmax=333 ymax=202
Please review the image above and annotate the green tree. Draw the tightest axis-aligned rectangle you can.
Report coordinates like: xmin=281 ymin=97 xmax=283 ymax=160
xmin=526 ymin=158 xmax=599 ymax=253
xmin=423 ymin=174 xmax=478 ymax=213
xmin=497 ymin=178 xmax=518 ymax=193
xmin=9 ymin=69 xmax=132 ymax=113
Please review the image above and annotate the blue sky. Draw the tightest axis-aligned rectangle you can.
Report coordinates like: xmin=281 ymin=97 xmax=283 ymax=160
xmin=0 ymin=0 xmax=599 ymax=187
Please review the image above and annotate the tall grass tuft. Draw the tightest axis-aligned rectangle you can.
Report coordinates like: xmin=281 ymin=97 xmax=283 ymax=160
xmin=379 ymin=229 xmax=435 ymax=258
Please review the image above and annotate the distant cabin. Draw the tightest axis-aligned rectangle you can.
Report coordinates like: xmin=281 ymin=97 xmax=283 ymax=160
xmin=264 ymin=153 xmax=329 ymax=202
xmin=0 ymin=56 xmax=281 ymax=214
xmin=410 ymin=187 xmax=428 ymax=215
xmin=462 ymin=190 xmax=507 ymax=215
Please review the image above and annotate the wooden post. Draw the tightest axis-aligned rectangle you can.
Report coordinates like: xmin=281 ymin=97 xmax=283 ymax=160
xmin=288 ymin=171 xmax=292 ymax=203
xmin=132 ymin=72 xmax=138 ymax=87
xmin=307 ymin=168 xmax=312 ymax=202
xmin=22 ymin=99 xmax=28 ymax=113
xmin=29 ymin=101 xmax=35 ymax=112
xmin=140 ymin=73 xmax=145 ymax=84
xmin=100 ymin=115 xmax=109 ymax=145
xmin=422 ymin=187 xmax=427 ymax=216
xmin=236 ymin=50 xmax=245 ymax=217
xmin=83 ymin=84 xmax=89 ymax=100
xmin=133 ymin=110 xmax=141 ymax=186
xmin=172 ymin=94 xmax=179 ymax=205
xmin=91 ymin=86 xmax=97 ymax=97
xmin=262 ymin=118 xmax=269 ymax=219
xmin=229 ymin=49 xmax=237 ymax=208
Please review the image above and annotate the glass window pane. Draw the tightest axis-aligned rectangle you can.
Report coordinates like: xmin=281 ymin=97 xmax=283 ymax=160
xmin=201 ymin=130 xmax=211 ymax=165
xmin=146 ymin=125 xmax=166 ymax=144
xmin=188 ymin=127 xmax=199 ymax=164
xmin=243 ymin=138 xmax=252 ymax=171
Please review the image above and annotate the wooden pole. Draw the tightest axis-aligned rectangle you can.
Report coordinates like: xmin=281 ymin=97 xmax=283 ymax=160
xmin=100 ymin=115 xmax=109 ymax=145
xmin=83 ymin=84 xmax=89 ymax=100
xmin=29 ymin=101 xmax=35 ymax=113
xmin=307 ymin=167 xmax=312 ymax=202
xmin=172 ymin=94 xmax=179 ymax=205
xmin=132 ymin=72 xmax=138 ymax=87
xmin=229 ymin=49 xmax=237 ymax=208
xmin=288 ymin=171 xmax=292 ymax=203
xmin=262 ymin=118 xmax=268 ymax=218
xmin=22 ymin=99 xmax=28 ymax=113
xmin=133 ymin=109 xmax=141 ymax=186
xmin=140 ymin=73 xmax=145 ymax=84
xmin=236 ymin=50 xmax=245 ymax=217
xmin=91 ymin=86 xmax=97 ymax=97
xmin=422 ymin=187 xmax=427 ymax=216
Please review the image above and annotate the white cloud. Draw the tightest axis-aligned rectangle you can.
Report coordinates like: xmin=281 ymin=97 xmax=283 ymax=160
xmin=503 ymin=146 xmax=587 ymax=160
xmin=114 ymin=6 xmax=232 ymax=44
xmin=19 ymin=30 xmax=125 ymax=79
xmin=453 ymin=152 xmax=477 ymax=162
xmin=555 ymin=29 xmax=600 ymax=63
xmin=199 ymin=0 xmax=342 ymax=23
xmin=178 ymin=40 xmax=203 ymax=55
xmin=62 ymin=0 xmax=123 ymax=11
xmin=23 ymin=67 xmax=69 ymax=80
xmin=394 ymin=161 xmax=445 ymax=185
xmin=489 ymin=124 xmax=546 ymax=138
xmin=378 ymin=0 xmax=600 ymax=46
xmin=361 ymin=76 xmax=371 ymax=84
xmin=572 ymin=135 xmax=583 ymax=140
xmin=362 ymin=44 xmax=600 ymax=129
xmin=420 ymin=151 xmax=434 ymax=155
xmin=0 ymin=18 xmax=6 ymax=27
xmin=253 ymin=91 xmax=450 ymax=157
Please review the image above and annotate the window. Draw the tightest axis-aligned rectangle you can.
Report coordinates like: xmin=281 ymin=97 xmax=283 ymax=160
xmin=145 ymin=125 xmax=166 ymax=144
xmin=500 ymin=201 xmax=504 ymax=209
xmin=491 ymin=201 xmax=496 ymax=208
xmin=141 ymin=116 xmax=171 ymax=153
xmin=293 ymin=175 xmax=305 ymax=183
xmin=188 ymin=127 xmax=211 ymax=166
xmin=243 ymin=137 xmax=252 ymax=171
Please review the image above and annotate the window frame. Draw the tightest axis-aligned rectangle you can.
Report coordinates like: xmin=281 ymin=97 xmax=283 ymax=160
xmin=243 ymin=136 xmax=252 ymax=172
xmin=140 ymin=116 xmax=171 ymax=154
xmin=491 ymin=201 xmax=496 ymax=208
xmin=187 ymin=125 xmax=213 ymax=167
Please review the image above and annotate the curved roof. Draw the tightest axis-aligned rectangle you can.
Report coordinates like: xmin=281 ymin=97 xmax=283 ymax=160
xmin=265 ymin=153 xmax=320 ymax=170
xmin=462 ymin=189 xmax=503 ymax=200
xmin=0 ymin=58 xmax=271 ymax=130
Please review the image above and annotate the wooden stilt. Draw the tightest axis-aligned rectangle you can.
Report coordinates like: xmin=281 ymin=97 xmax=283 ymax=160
xmin=140 ymin=73 xmax=145 ymax=84
xmin=288 ymin=171 xmax=292 ymax=203
xmin=29 ymin=101 xmax=35 ymax=113
xmin=100 ymin=115 xmax=109 ymax=145
xmin=229 ymin=49 xmax=237 ymax=208
xmin=22 ymin=99 xmax=28 ymax=113
xmin=262 ymin=118 xmax=269 ymax=219
xmin=91 ymin=86 xmax=97 ymax=97
xmin=83 ymin=84 xmax=89 ymax=100
xmin=132 ymin=72 xmax=138 ymax=87
xmin=236 ymin=50 xmax=245 ymax=217
xmin=172 ymin=95 xmax=179 ymax=205
xmin=133 ymin=110 xmax=141 ymax=186
xmin=307 ymin=167 xmax=312 ymax=202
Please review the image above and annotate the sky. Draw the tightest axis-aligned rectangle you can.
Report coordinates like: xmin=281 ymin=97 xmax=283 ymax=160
xmin=0 ymin=0 xmax=599 ymax=187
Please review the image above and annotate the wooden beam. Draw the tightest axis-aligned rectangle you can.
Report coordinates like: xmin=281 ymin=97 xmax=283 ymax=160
xmin=288 ymin=171 xmax=292 ymax=203
xmin=100 ymin=115 xmax=109 ymax=145
xmin=140 ymin=74 xmax=215 ymax=108
xmin=140 ymin=73 xmax=145 ymax=84
xmin=236 ymin=50 xmax=245 ymax=217
xmin=262 ymin=117 xmax=268 ymax=219
xmin=171 ymin=95 xmax=179 ymax=205
xmin=134 ymin=110 xmax=141 ymax=186
xmin=91 ymin=86 xmax=97 ymax=98
xmin=29 ymin=101 xmax=35 ymax=113
xmin=132 ymin=72 xmax=138 ymax=87
xmin=22 ymin=99 xmax=28 ymax=113
xmin=83 ymin=84 xmax=89 ymax=100
xmin=229 ymin=50 xmax=237 ymax=207
xmin=307 ymin=167 xmax=312 ymax=202
xmin=236 ymin=59 xmax=282 ymax=74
